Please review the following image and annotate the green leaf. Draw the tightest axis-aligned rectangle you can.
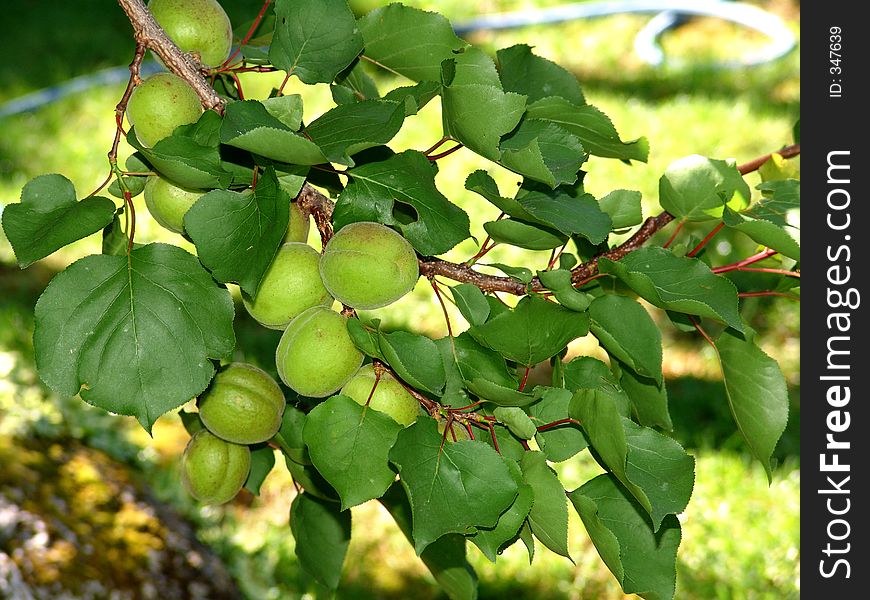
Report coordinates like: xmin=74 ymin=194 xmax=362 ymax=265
xmin=599 ymin=247 xmax=744 ymax=332
xmin=525 ymin=97 xmax=649 ymax=162
xmin=589 ymin=295 xmax=662 ymax=385
xmin=379 ymin=330 xmax=446 ymax=394
xmin=382 ymin=81 xmax=442 ymax=116
xmin=571 ymin=389 xmax=695 ymax=529
xmin=2 ymin=174 xmax=116 ymax=268
xmin=284 ymin=456 xmax=341 ymax=503
xmin=290 ymin=492 xmax=352 ymax=590
xmin=569 ymin=474 xmax=681 ymax=600
xmin=305 ymin=99 xmax=406 ymax=165
xmin=260 ymin=94 xmax=304 ymax=130
xmin=380 ymin=483 xmax=479 ymax=600
xmin=334 ymin=150 xmax=471 ymax=255
xmin=723 ymin=206 xmax=800 ymax=261
xmin=563 ymin=356 xmax=617 ymax=392
xmin=33 ymin=243 xmax=235 ymax=432
xmin=359 ymin=3 xmax=468 ymax=82
xmin=469 ymin=296 xmax=590 ymax=366
xmin=450 ymin=284 xmax=491 ymax=327
xmin=518 ymin=521 xmax=535 ymax=563
xmin=108 ymin=175 xmax=147 ymax=199
xmin=515 ymin=180 xmax=612 ymax=244
xmin=269 ymin=0 xmax=363 ymax=84
xmin=498 ymin=119 xmax=587 ymax=188
xmin=483 ymin=218 xmax=567 ymax=251
xmin=751 ymin=179 xmax=800 ymax=225
xmin=303 ymin=394 xmax=402 ymax=509
xmin=482 ymin=263 xmax=533 ymax=285
xmin=449 ymin=333 xmax=534 ymax=408
xmin=536 ymin=269 xmax=591 ymax=312
xmin=493 ymin=407 xmax=536 ymax=440
xmin=244 ymin=445 xmax=276 ymax=495
xmin=496 ymin=44 xmax=584 ymax=106
xmin=331 ymin=59 xmax=380 ymax=104
xmin=183 ymin=167 xmax=289 ymax=295
xmin=619 ymin=366 xmax=672 ymax=431
xmin=346 ymin=318 xmax=385 ymax=360
xmin=715 ymin=328 xmax=789 ymax=480
xmin=528 ymin=387 xmax=588 ymax=462
xmin=598 ymin=189 xmax=643 ymax=230
xmin=220 ymin=100 xmax=327 ymax=165
xmin=468 ymin=459 xmax=533 ymax=563
xmin=389 ymin=417 xmax=518 ymax=554
xmin=441 ymin=49 xmax=527 ymax=161
xmin=658 ymin=155 xmax=751 ymax=221
xmin=465 ymin=170 xmax=534 ymax=221
xmin=273 ymin=403 xmax=309 ymax=465
xmin=520 ymin=451 xmax=571 ymax=560
xmin=128 ymin=113 xmax=233 ymax=189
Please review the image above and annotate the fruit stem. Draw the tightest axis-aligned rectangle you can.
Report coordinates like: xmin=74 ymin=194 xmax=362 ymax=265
xmin=218 ymin=0 xmax=274 ymax=71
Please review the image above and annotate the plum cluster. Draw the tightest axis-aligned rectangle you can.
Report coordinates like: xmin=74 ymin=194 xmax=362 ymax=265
xmin=133 ymin=0 xmax=424 ymax=506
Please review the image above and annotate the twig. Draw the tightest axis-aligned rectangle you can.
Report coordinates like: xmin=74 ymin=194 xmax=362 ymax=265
xmin=116 ymin=0 xmax=225 ymax=112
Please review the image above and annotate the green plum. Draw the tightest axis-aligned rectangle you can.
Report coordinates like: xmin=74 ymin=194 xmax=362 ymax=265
xmin=243 ymin=243 xmax=333 ymax=330
xmin=126 ymin=72 xmax=203 ymax=147
xmin=275 ymin=306 xmax=363 ymax=397
xmin=197 ymin=362 xmax=285 ymax=444
xmin=285 ymin=202 xmax=310 ymax=244
xmin=181 ymin=430 xmax=251 ymax=504
xmin=143 ymin=174 xmax=204 ymax=233
xmin=340 ymin=364 xmax=419 ymax=426
xmin=319 ymin=221 xmax=420 ymax=310
xmin=148 ymin=0 xmax=233 ymax=67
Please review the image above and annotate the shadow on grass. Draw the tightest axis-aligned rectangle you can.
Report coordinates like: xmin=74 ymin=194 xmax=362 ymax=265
xmin=668 ymin=376 xmax=800 ymax=464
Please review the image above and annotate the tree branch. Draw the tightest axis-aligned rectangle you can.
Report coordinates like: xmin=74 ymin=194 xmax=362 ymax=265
xmin=116 ymin=0 xmax=225 ymax=112
xmin=296 ymin=144 xmax=800 ymax=295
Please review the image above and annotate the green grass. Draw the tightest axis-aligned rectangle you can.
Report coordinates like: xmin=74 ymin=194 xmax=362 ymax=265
xmin=1 ymin=0 xmax=800 ymax=598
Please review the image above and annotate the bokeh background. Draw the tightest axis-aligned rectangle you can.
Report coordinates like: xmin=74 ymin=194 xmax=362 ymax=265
xmin=1 ymin=1 xmax=799 ymax=598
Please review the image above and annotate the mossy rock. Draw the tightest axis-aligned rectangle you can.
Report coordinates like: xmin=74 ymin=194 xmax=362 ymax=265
xmin=0 ymin=435 xmax=240 ymax=599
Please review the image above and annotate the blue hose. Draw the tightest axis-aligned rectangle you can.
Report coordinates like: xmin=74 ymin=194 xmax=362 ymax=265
xmin=0 ymin=0 xmax=795 ymax=120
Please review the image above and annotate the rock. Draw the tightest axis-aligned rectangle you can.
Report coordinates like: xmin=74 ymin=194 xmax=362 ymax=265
xmin=0 ymin=436 xmax=240 ymax=600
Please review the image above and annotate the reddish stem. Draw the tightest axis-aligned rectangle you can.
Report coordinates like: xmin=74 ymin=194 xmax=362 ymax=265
xmin=430 ymin=279 xmax=454 ymax=338
xmin=689 ymin=316 xmax=716 ymax=350
xmin=427 ymin=144 xmax=464 ymax=161
xmin=219 ymin=0 xmax=273 ymax=70
xmin=713 ymin=248 xmax=778 ymax=274
xmin=518 ymin=366 xmax=531 ymax=392
xmin=736 ymin=266 xmax=800 ymax=278
xmin=536 ymin=418 xmax=582 ymax=432
xmin=423 ymin=136 xmax=451 ymax=156
xmin=662 ymin=219 xmax=685 ymax=249
xmin=739 ymin=291 xmax=800 ymax=301
xmin=230 ymin=71 xmax=246 ymax=100
xmin=687 ymin=222 xmax=725 ymax=257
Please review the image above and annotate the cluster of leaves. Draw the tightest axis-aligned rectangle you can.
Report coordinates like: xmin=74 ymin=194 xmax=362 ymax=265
xmin=0 ymin=1 xmax=800 ymax=598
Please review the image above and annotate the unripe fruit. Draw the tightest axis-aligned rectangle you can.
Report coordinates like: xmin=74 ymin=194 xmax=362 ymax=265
xmin=319 ymin=222 xmax=419 ymax=310
xmin=275 ymin=307 xmax=363 ymax=397
xmin=285 ymin=202 xmax=310 ymax=244
xmin=197 ymin=362 xmax=285 ymax=444
xmin=143 ymin=175 xmax=203 ymax=233
xmin=126 ymin=72 xmax=203 ymax=147
xmin=243 ymin=243 xmax=333 ymax=330
xmin=181 ymin=430 xmax=251 ymax=505
xmin=148 ymin=0 xmax=233 ymax=68
xmin=340 ymin=364 xmax=419 ymax=426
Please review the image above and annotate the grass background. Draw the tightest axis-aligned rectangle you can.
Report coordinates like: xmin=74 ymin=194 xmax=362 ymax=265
xmin=1 ymin=1 xmax=800 ymax=598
